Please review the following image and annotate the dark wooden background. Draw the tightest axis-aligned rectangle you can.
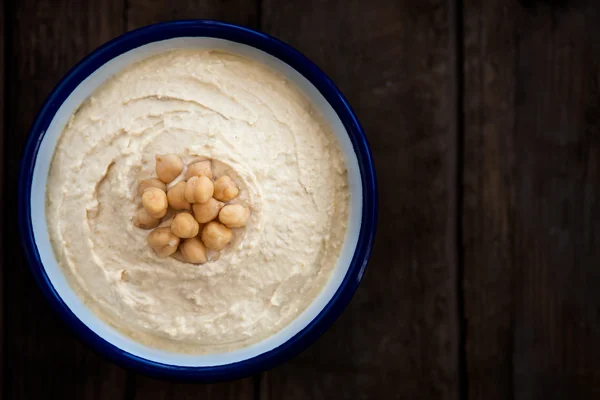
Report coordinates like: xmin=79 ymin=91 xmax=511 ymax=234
xmin=2 ymin=0 xmax=600 ymax=398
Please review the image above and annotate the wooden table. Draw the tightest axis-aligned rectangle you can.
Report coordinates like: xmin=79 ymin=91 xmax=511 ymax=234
xmin=2 ymin=0 xmax=600 ymax=398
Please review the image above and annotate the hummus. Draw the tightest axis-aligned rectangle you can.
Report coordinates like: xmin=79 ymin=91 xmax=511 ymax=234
xmin=46 ymin=49 xmax=350 ymax=353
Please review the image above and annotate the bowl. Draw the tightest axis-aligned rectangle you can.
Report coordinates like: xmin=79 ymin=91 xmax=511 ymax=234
xmin=18 ymin=20 xmax=377 ymax=381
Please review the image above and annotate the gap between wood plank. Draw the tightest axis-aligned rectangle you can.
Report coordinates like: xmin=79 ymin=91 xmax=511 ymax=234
xmin=253 ymin=373 xmax=262 ymax=400
xmin=448 ymin=0 xmax=468 ymax=399
xmin=0 ymin=0 xmax=5 ymax=396
xmin=1 ymin=0 xmax=10 ymax=397
xmin=255 ymin=0 xmax=262 ymax=29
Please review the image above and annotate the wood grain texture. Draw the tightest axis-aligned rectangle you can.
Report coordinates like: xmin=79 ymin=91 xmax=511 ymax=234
xmin=132 ymin=376 xmax=255 ymax=400
xmin=125 ymin=2 xmax=258 ymax=399
xmin=260 ymin=1 xmax=460 ymax=399
xmin=463 ymin=0 xmax=600 ymax=398
xmin=126 ymin=0 xmax=258 ymax=29
xmin=3 ymin=1 xmax=127 ymax=398
xmin=8 ymin=0 xmax=600 ymax=398
xmin=462 ymin=0 xmax=516 ymax=398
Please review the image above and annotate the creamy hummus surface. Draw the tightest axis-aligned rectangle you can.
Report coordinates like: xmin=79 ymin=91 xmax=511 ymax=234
xmin=46 ymin=49 xmax=350 ymax=353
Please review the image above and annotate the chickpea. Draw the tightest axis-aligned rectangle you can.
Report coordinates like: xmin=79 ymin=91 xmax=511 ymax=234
xmin=192 ymin=197 xmax=224 ymax=223
xmin=142 ymin=187 xmax=168 ymax=217
xmin=185 ymin=160 xmax=213 ymax=180
xmin=167 ymin=181 xmax=191 ymax=210
xmin=219 ymin=204 xmax=250 ymax=228
xmin=185 ymin=175 xmax=214 ymax=203
xmin=201 ymin=221 xmax=232 ymax=250
xmin=179 ymin=237 xmax=208 ymax=264
xmin=138 ymin=178 xmax=166 ymax=196
xmin=195 ymin=175 xmax=214 ymax=203
xmin=171 ymin=212 xmax=200 ymax=238
xmin=133 ymin=208 xmax=161 ymax=229
xmin=184 ymin=176 xmax=199 ymax=203
xmin=147 ymin=227 xmax=180 ymax=258
xmin=213 ymin=176 xmax=239 ymax=202
xmin=156 ymin=154 xmax=184 ymax=183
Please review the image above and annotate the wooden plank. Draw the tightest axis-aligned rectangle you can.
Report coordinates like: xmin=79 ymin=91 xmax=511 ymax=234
xmin=125 ymin=2 xmax=258 ymax=398
xmin=462 ymin=0 xmax=516 ymax=398
xmin=3 ymin=1 xmax=128 ymax=398
xmin=463 ymin=0 xmax=600 ymax=398
xmin=261 ymin=0 xmax=460 ymax=398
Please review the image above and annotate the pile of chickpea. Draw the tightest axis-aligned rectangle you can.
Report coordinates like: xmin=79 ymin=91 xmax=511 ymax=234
xmin=133 ymin=154 xmax=250 ymax=264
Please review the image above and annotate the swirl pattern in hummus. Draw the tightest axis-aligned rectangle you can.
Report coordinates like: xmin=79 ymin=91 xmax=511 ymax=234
xmin=46 ymin=49 xmax=350 ymax=353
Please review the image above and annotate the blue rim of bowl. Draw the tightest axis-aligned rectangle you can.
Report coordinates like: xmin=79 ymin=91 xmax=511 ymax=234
xmin=18 ymin=20 xmax=377 ymax=382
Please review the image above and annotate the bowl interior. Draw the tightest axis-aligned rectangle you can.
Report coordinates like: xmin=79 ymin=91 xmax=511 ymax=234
xmin=29 ymin=37 xmax=363 ymax=367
